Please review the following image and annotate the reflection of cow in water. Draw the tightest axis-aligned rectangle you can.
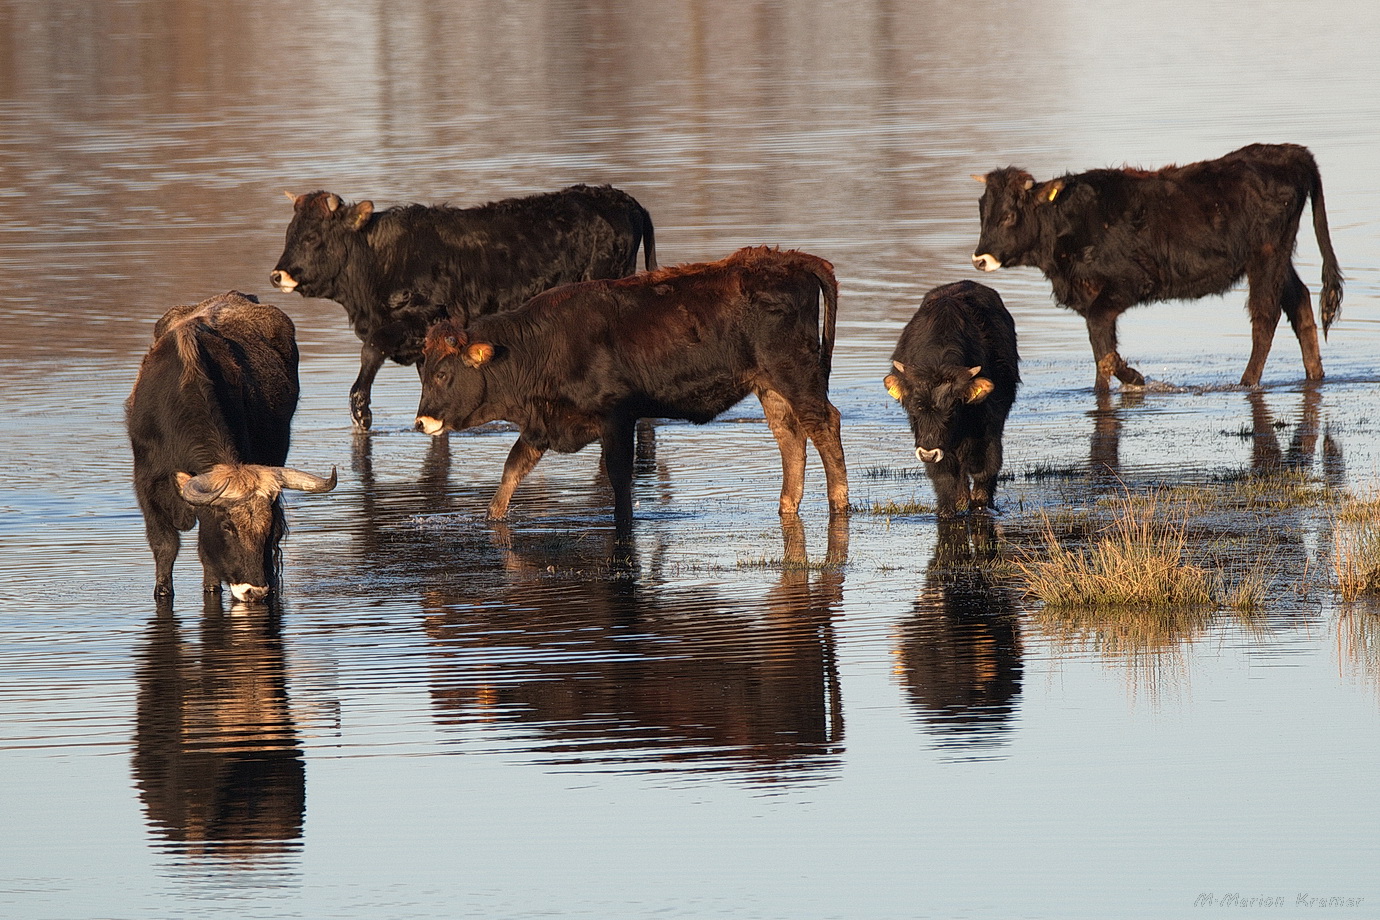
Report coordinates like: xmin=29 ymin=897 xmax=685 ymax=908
xmin=895 ymin=518 xmax=1023 ymax=756
xmin=132 ymin=597 xmax=305 ymax=855
xmin=419 ymin=517 xmax=848 ymax=782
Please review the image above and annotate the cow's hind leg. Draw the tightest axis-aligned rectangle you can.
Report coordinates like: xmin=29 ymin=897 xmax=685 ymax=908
xmin=759 ymin=388 xmax=809 ymax=515
xmin=1242 ymin=256 xmax=1291 ymax=387
xmin=1281 ymin=266 xmax=1324 ymax=381
xmin=600 ymin=414 xmax=638 ymax=537
xmin=489 ymin=437 xmax=545 ymax=520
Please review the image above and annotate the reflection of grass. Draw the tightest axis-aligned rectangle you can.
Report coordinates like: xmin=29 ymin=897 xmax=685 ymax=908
xmin=1334 ymin=496 xmax=1380 ymax=601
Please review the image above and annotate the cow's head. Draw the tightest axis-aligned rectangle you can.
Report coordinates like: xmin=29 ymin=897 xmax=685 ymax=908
xmin=884 ymin=361 xmax=994 ymax=463
xmin=415 ymin=319 xmax=499 ymax=436
xmin=177 ymin=463 xmax=337 ymax=603
xmin=270 ymin=190 xmax=375 ymax=298
xmin=971 ymin=168 xmax=1065 ymax=272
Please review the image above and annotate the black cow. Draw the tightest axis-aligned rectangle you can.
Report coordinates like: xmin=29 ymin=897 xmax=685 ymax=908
xmin=126 ymin=292 xmax=337 ymax=602
xmin=884 ymin=281 xmax=1020 ymax=518
xmin=971 ymin=143 xmax=1343 ymax=392
xmin=414 ymin=246 xmax=850 ymax=534
xmin=270 ymin=184 xmax=657 ymax=428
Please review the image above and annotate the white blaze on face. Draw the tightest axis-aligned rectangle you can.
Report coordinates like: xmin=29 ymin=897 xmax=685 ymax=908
xmin=231 ymin=582 xmax=270 ymax=603
xmin=972 ymin=253 xmax=1002 ymax=272
xmin=416 ymin=416 xmax=445 ymax=436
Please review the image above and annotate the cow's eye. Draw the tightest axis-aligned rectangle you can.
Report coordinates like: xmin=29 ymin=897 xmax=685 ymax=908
xmin=1001 ymin=212 xmax=1018 ymax=229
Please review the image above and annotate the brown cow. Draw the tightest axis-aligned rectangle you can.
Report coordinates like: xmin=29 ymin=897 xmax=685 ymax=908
xmin=415 ymin=247 xmax=849 ymax=534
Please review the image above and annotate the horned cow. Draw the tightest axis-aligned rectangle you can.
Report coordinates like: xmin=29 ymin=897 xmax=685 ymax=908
xmin=126 ymin=292 xmax=337 ymax=602
xmin=884 ymin=281 xmax=1020 ymax=518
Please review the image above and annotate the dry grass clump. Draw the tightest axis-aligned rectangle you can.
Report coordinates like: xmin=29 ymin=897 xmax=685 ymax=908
xmin=1334 ymin=495 xmax=1380 ymax=601
xmin=1015 ymin=492 xmax=1219 ymax=609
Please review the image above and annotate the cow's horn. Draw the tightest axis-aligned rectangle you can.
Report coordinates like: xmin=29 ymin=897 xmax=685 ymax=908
xmin=971 ymin=174 xmax=987 ymax=185
xmin=326 ymin=193 xmax=341 ymax=212
xmin=283 ymin=190 xmax=299 ymax=204
xmin=275 ymin=466 xmax=338 ymax=493
xmin=178 ymin=471 xmax=229 ymax=506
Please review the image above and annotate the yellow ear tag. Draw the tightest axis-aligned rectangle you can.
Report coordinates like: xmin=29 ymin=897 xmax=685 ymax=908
xmin=884 ymin=374 xmax=903 ymax=401
xmin=1046 ymin=183 xmax=1062 ymax=203
xmin=463 ymin=342 xmax=495 ymax=368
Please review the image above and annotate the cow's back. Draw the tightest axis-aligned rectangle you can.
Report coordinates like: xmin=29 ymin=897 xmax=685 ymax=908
xmin=129 ymin=293 xmax=299 ymax=473
xmin=371 ymin=185 xmax=647 ymax=320
xmin=895 ymin=282 xmax=1019 ymax=388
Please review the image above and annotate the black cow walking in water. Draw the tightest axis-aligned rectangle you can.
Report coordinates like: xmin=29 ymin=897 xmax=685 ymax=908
xmin=971 ymin=143 xmax=1342 ymax=392
xmin=270 ymin=184 xmax=656 ymax=428
xmin=885 ymin=281 xmax=1020 ymax=519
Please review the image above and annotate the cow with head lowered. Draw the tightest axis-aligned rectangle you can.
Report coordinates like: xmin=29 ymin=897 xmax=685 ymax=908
xmin=270 ymin=184 xmax=657 ymax=429
xmin=971 ymin=143 xmax=1342 ymax=392
xmin=126 ymin=292 xmax=337 ymax=602
xmin=884 ymin=281 xmax=1020 ymax=518
xmin=414 ymin=246 xmax=850 ymax=535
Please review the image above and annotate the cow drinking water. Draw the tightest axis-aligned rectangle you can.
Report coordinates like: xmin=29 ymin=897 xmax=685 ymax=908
xmin=884 ymin=281 xmax=1020 ymax=518
xmin=971 ymin=143 xmax=1342 ymax=392
xmin=270 ymin=184 xmax=656 ymax=428
xmin=414 ymin=246 xmax=850 ymax=535
xmin=126 ymin=292 xmax=337 ymax=602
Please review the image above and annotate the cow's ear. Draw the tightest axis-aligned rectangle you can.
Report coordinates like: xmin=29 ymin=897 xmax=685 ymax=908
xmin=463 ymin=342 xmax=495 ymax=368
xmin=965 ymin=377 xmax=995 ymax=404
xmin=347 ymin=200 xmax=374 ymax=230
xmin=1037 ymin=179 xmax=1065 ymax=204
xmin=884 ymin=374 xmax=904 ymax=401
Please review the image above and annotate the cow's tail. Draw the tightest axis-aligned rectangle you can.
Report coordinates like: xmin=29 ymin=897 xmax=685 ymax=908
xmin=1308 ymin=158 xmax=1344 ymax=337
xmin=808 ymin=256 xmax=840 ymax=385
xmin=639 ymin=204 xmax=658 ymax=271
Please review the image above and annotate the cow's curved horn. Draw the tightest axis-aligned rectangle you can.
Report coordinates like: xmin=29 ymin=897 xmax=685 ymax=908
xmin=971 ymin=174 xmax=987 ymax=184
xmin=178 ymin=472 xmax=229 ymax=506
xmin=275 ymin=466 xmax=338 ymax=493
xmin=283 ymin=190 xmax=299 ymax=204
xmin=325 ymin=193 xmax=341 ymax=212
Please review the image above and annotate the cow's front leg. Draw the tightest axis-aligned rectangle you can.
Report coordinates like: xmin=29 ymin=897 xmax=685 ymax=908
xmin=350 ymin=342 xmax=387 ymax=430
xmin=488 ymin=437 xmax=544 ymax=520
xmin=146 ymin=520 xmax=181 ymax=597
xmin=925 ymin=457 xmax=964 ymax=519
xmin=600 ymin=414 xmax=638 ymax=537
xmin=1086 ymin=307 xmax=1143 ymax=392
xmin=966 ymin=438 xmax=1003 ymax=513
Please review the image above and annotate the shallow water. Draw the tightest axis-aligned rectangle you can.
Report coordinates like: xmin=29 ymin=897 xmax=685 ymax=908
xmin=2 ymin=1 xmax=1379 ymax=918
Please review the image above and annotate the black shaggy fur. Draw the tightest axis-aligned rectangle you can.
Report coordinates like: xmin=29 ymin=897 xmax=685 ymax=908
xmin=271 ymin=183 xmax=657 ymax=428
xmin=126 ymin=293 xmax=300 ymax=599
xmin=972 ymin=143 xmax=1342 ymax=392
xmin=885 ymin=281 xmax=1020 ymax=518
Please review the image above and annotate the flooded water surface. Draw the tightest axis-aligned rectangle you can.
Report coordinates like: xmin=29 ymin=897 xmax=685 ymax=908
xmin=3 ymin=1 xmax=1379 ymax=918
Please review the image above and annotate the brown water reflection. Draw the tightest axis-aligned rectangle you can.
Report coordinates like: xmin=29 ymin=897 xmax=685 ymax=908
xmin=420 ymin=517 xmax=847 ymax=782
xmin=896 ymin=517 xmax=1023 ymax=758
xmin=134 ymin=596 xmax=304 ymax=858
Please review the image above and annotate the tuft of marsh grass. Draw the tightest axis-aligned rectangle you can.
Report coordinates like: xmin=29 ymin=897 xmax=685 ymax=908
xmin=865 ymin=498 xmax=934 ymax=516
xmin=1334 ymin=495 xmax=1380 ymax=601
xmin=1015 ymin=492 xmax=1218 ymax=610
